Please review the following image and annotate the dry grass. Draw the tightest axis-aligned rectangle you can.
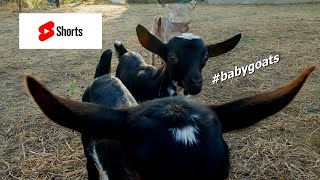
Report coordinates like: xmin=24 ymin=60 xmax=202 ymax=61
xmin=0 ymin=3 xmax=319 ymax=179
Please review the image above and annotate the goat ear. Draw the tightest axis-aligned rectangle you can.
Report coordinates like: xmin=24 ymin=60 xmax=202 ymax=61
xmin=208 ymin=66 xmax=315 ymax=133
xmin=23 ymin=75 xmax=127 ymax=140
xmin=136 ymin=24 xmax=167 ymax=60
xmin=207 ymin=34 xmax=241 ymax=57
xmin=94 ymin=49 xmax=112 ymax=79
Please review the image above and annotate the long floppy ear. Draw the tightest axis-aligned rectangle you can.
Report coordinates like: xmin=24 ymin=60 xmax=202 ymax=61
xmin=207 ymin=34 xmax=241 ymax=57
xmin=208 ymin=66 xmax=315 ymax=133
xmin=136 ymin=24 xmax=167 ymax=60
xmin=23 ymin=75 xmax=127 ymax=140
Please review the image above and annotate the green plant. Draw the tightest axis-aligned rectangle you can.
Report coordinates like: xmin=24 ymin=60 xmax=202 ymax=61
xmin=69 ymin=80 xmax=76 ymax=95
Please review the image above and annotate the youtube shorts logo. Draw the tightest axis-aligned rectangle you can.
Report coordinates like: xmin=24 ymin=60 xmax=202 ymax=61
xmin=38 ymin=21 xmax=55 ymax=41
xmin=19 ymin=13 xmax=102 ymax=49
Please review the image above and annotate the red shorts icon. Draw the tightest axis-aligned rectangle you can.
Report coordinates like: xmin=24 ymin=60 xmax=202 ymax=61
xmin=38 ymin=21 xmax=55 ymax=41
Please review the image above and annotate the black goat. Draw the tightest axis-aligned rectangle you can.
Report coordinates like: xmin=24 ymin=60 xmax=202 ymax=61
xmin=23 ymin=61 xmax=315 ymax=179
xmin=114 ymin=24 xmax=241 ymax=102
xmin=82 ymin=49 xmax=137 ymax=179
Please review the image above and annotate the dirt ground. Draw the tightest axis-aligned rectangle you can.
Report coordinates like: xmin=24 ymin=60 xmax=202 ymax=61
xmin=0 ymin=3 xmax=319 ymax=179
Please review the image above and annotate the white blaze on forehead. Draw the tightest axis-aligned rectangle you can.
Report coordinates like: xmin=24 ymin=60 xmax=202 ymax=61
xmin=177 ymin=33 xmax=201 ymax=40
xmin=169 ymin=125 xmax=199 ymax=146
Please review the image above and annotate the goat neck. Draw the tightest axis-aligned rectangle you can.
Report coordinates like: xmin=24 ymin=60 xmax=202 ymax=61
xmin=157 ymin=64 xmax=177 ymax=97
